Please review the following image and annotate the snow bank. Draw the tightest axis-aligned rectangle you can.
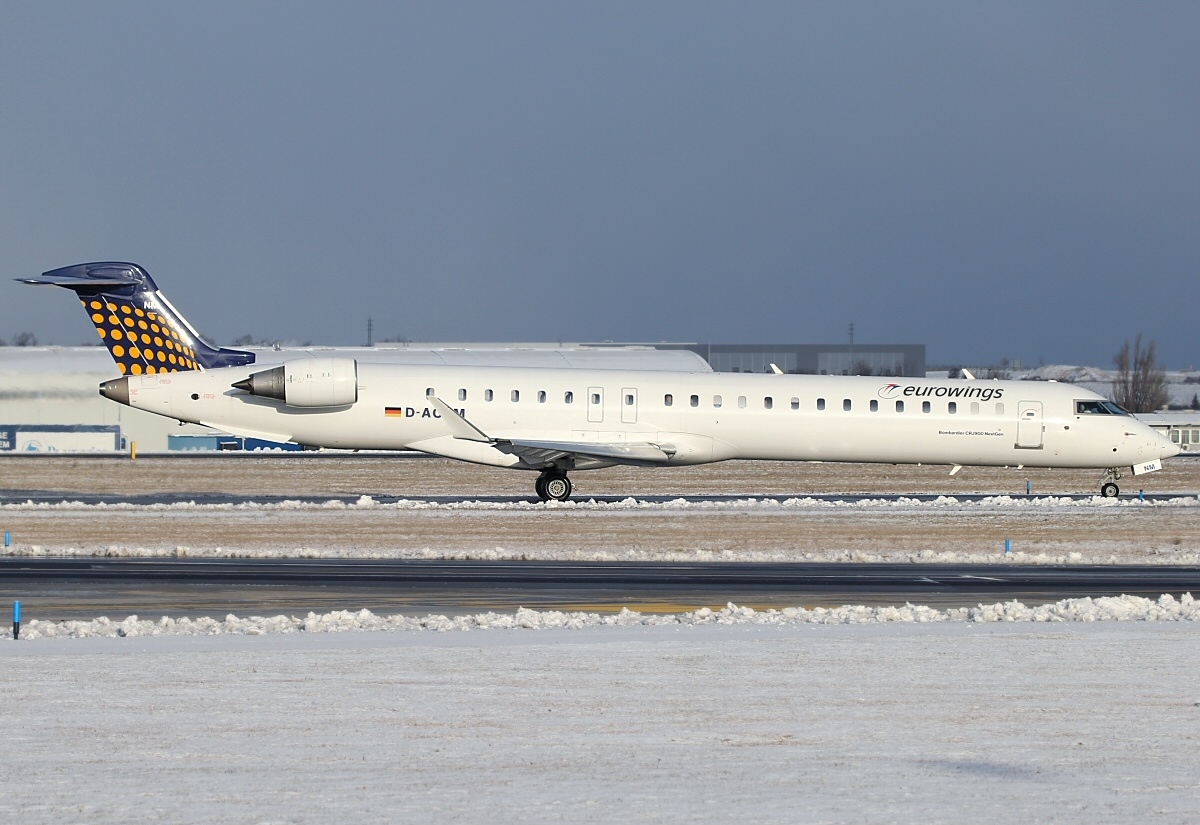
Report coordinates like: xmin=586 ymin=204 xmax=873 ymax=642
xmin=11 ymin=542 xmax=1200 ymax=566
xmin=8 ymin=593 xmax=1198 ymax=641
xmin=4 ymin=493 xmax=1199 ymax=512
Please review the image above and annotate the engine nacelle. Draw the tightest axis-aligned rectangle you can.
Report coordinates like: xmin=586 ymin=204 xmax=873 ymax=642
xmin=233 ymin=358 xmax=358 ymax=407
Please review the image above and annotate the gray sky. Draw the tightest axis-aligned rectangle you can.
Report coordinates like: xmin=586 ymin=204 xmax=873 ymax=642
xmin=2 ymin=2 xmax=1196 ymax=368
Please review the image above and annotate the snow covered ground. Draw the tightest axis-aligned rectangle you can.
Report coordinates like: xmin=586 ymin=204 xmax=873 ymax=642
xmin=4 ymin=593 xmax=1199 ymax=640
xmin=3 ymin=621 xmax=1199 ymax=823
xmin=5 ymin=492 xmax=1199 ymax=565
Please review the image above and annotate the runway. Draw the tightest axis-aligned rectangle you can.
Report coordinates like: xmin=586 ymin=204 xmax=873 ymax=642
xmin=4 ymin=557 xmax=1199 ymax=620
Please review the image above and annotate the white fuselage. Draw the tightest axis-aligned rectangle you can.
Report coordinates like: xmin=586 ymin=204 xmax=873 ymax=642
xmin=113 ymin=361 xmax=1178 ymax=472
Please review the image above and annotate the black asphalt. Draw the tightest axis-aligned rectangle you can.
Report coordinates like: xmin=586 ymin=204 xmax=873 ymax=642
xmin=2 ymin=558 xmax=1198 ymax=620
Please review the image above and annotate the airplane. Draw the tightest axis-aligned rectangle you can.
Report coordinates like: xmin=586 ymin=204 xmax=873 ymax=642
xmin=23 ymin=261 xmax=1180 ymax=501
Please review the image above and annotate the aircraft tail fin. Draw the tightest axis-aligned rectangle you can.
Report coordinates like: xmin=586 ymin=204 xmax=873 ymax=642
xmin=20 ymin=262 xmax=254 ymax=374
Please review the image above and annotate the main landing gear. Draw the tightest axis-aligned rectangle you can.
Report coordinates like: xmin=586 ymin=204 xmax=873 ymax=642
xmin=1099 ymin=468 xmax=1121 ymax=498
xmin=535 ymin=470 xmax=572 ymax=502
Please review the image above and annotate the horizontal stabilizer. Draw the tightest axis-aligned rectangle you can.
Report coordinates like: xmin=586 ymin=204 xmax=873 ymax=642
xmin=19 ymin=262 xmax=147 ymax=291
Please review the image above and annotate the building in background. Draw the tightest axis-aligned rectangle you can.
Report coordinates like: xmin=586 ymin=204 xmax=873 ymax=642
xmin=657 ymin=343 xmax=926 ymax=376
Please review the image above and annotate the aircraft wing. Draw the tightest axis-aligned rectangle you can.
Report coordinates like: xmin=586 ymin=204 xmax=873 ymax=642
xmin=500 ymin=438 xmax=674 ymax=465
xmin=424 ymin=396 xmax=674 ymax=467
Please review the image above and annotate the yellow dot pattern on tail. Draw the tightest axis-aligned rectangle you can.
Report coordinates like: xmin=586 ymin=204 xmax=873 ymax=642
xmin=82 ymin=297 xmax=199 ymax=374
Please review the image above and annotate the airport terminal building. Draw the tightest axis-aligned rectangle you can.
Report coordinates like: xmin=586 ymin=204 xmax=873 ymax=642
xmin=643 ymin=343 xmax=925 ymax=377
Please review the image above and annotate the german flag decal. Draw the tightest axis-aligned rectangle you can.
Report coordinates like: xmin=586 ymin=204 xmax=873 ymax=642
xmin=384 ymin=407 xmax=404 ymax=417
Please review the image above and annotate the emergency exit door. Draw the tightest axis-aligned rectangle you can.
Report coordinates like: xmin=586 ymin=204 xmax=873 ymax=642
xmin=621 ymin=388 xmax=638 ymax=424
xmin=587 ymin=387 xmax=604 ymax=423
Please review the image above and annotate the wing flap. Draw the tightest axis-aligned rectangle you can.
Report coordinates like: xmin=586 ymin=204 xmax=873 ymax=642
xmin=425 ymin=397 xmax=672 ymax=466
xmin=503 ymin=438 xmax=673 ymax=464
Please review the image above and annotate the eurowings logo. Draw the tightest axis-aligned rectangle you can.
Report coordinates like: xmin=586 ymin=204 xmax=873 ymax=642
xmin=876 ymin=383 xmax=1006 ymax=402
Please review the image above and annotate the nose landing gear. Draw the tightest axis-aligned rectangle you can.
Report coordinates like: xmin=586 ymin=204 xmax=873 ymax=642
xmin=1099 ymin=468 xmax=1122 ymax=498
xmin=535 ymin=471 xmax=573 ymax=502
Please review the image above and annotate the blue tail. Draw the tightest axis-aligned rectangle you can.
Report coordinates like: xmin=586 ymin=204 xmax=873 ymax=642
xmin=19 ymin=262 xmax=254 ymax=374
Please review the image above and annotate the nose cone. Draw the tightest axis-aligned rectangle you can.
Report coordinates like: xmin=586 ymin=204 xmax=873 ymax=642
xmin=99 ymin=376 xmax=130 ymax=406
xmin=1160 ymin=433 xmax=1182 ymax=459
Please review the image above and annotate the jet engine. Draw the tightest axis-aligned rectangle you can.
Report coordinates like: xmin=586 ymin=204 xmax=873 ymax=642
xmin=232 ymin=358 xmax=358 ymax=407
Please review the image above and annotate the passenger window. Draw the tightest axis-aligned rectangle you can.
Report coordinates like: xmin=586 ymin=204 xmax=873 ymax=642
xmin=537 ymin=390 xmax=546 ymax=403
xmin=738 ymin=396 xmax=747 ymax=409
xmin=458 ymin=388 xmax=467 ymax=402
xmin=425 ymin=387 xmax=434 ymax=397
xmin=764 ymin=397 xmax=773 ymax=410
xmin=790 ymin=397 xmax=799 ymax=410
xmin=996 ymin=403 xmax=1005 ymax=415
xmin=564 ymin=391 xmax=574 ymax=404
xmin=843 ymin=399 xmax=851 ymax=411
xmin=896 ymin=400 xmax=904 ymax=412
xmin=713 ymin=395 xmax=723 ymax=408
xmin=922 ymin=401 xmax=931 ymax=413
xmin=948 ymin=402 xmax=957 ymax=414
xmin=817 ymin=398 xmax=826 ymax=411
xmin=484 ymin=389 xmax=494 ymax=402
xmin=970 ymin=402 xmax=979 ymax=415
xmin=511 ymin=390 xmax=520 ymax=402
xmin=591 ymin=392 xmax=600 ymax=405
xmin=625 ymin=394 xmax=634 ymax=406
xmin=690 ymin=394 xmax=699 ymax=407
xmin=870 ymin=400 xmax=878 ymax=412
xmin=664 ymin=394 xmax=673 ymax=407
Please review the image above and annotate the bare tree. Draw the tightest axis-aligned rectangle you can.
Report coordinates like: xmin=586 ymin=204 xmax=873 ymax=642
xmin=1113 ymin=334 xmax=1168 ymax=412
xmin=12 ymin=331 xmax=37 ymax=346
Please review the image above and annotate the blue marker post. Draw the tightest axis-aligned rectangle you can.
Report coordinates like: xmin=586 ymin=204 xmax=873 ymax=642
xmin=1139 ymin=490 xmax=1145 ymax=502
xmin=1005 ymin=539 xmax=1012 ymax=555
xmin=4 ymin=531 xmax=9 ymax=547
xmin=1026 ymin=480 xmax=1031 ymax=495
xmin=13 ymin=601 xmax=20 ymax=640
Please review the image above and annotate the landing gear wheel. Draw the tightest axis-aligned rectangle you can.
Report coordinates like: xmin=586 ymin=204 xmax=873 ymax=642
xmin=536 ymin=472 xmax=572 ymax=502
xmin=1098 ymin=468 xmax=1122 ymax=499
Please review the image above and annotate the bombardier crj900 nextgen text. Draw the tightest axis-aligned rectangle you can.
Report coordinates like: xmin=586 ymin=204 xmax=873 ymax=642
xmin=24 ymin=262 xmax=1180 ymax=500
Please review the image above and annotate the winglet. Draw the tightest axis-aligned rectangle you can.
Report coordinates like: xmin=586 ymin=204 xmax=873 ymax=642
xmin=961 ymin=368 xmax=976 ymax=380
xmin=768 ymin=363 xmax=784 ymax=375
xmin=429 ymin=397 xmax=492 ymax=442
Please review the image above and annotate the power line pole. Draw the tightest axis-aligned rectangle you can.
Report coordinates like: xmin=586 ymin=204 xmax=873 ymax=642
xmin=847 ymin=321 xmax=855 ymax=375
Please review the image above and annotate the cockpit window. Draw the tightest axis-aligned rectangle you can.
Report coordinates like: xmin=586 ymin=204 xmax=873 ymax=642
xmin=1075 ymin=400 xmax=1131 ymax=416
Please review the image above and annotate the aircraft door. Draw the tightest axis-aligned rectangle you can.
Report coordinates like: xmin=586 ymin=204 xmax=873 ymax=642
xmin=1016 ymin=401 xmax=1043 ymax=449
xmin=621 ymin=387 xmax=638 ymax=424
xmin=587 ymin=386 xmax=604 ymax=423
